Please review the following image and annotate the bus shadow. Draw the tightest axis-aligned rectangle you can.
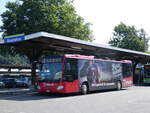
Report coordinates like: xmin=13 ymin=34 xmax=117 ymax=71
xmin=89 ymin=88 xmax=127 ymax=95
xmin=134 ymin=84 xmax=150 ymax=87
xmin=0 ymin=89 xmax=127 ymax=101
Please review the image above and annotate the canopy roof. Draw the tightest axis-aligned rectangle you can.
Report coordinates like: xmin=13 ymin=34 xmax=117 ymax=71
xmin=0 ymin=32 xmax=150 ymax=62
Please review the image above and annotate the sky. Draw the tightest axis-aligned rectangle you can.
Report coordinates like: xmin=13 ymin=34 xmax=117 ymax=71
xmin=74 ymin=0 xmax=150 ymax=44
xmin=0 ymin=0 xmax=15 ymax=25
xmin=0 ymin=0 xmax=15 ymax=37
xmin=1 ymin=0 xmax=150 ymax=45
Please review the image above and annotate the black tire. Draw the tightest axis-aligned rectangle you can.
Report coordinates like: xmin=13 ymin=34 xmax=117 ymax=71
xmin=81 ymin=83 xmax=88 ymax=95
xmin=116 ymin=81 xmax=122 ymax=91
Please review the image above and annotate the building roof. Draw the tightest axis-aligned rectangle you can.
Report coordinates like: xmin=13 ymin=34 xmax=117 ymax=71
xmin=0 ymin=32 xmax=150 ymax=62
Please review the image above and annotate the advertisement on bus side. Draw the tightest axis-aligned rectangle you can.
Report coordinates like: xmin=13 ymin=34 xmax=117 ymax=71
xmin=78 ymin=59 xmax=122 ymax=88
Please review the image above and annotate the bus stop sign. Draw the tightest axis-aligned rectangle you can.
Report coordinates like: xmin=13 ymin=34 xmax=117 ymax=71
xmin=4 ymin=34 xmax=25 ymax=44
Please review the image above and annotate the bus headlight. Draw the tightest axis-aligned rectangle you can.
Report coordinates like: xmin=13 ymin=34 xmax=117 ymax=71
xmin=57 ymin=86 xmax=64 ymax=90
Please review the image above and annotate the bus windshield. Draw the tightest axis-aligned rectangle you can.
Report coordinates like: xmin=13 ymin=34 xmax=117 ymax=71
xmin=38 ymin=62 xmax=62 ymax=82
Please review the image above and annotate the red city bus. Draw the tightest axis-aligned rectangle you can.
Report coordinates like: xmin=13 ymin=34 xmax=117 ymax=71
xmin=37 ymin=54 xmax=133 ymax=94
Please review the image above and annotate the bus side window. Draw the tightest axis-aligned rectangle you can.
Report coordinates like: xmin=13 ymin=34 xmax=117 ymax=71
xmin=64 ymin=59 xmax=78 ymax=82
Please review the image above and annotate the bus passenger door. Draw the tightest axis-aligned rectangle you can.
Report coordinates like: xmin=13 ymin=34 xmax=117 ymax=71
xmin=63 ymin=58 xmax=80 ymax=93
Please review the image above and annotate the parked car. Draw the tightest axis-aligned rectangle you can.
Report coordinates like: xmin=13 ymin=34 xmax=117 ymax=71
xmin=18 ymin=77 xmax=31 ymax=87
xmin=1 ymin=78 xmax=17 ymax=88
xmin=1 ymin=78 xmax=29 ymax=88
xmin=16 ymin=80 xmax=29 ymax=87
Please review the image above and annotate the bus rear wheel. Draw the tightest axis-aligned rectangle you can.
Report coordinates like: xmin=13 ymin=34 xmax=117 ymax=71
xmin=81 ymin=83 xmax=88 ymax=95
xmin=116 ymin=81 xmax=122 ymax=91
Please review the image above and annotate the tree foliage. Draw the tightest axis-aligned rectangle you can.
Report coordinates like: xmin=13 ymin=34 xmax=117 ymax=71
xmin=0 ymin=0 xmax=94 ymax=66
xmin=1 ymin=0 xmax=93 ymax=41
xmin=0 ymin=54 xmax=30 ymax=67
xmin=109 ymin=23 xmax=149 ymax=52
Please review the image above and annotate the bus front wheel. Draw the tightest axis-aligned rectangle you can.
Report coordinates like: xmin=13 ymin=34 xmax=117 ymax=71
xmin=81 ymin=83 xmax=88 ymax=95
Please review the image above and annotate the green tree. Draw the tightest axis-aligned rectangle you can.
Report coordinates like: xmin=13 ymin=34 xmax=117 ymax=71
xmin=0 ymin=0 xmax=94 ymax=83
xmin=0 ymin=54 xmax=29 ymax=67
xmin=1 ymin=0 xmax=93 ymax=41
xmin=109 ymin=23 xmax=149 ymax=52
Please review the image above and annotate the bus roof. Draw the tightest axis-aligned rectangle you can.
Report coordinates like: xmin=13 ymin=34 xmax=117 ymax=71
xmin=94 ymin=58 xmax=132 ymax=64
xmin=64 ymin=54 xmax=94 ymax=59
xmin=65 ymin=54 xmax=132 ymax=63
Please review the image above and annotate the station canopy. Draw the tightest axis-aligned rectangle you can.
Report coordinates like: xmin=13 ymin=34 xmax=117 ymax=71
xmin=0 ymin=32 xmax=150 ymax=62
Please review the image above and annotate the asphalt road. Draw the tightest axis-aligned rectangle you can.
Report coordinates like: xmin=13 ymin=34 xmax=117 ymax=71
xmin=0 ymin=86 xmax=150 ymax=113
